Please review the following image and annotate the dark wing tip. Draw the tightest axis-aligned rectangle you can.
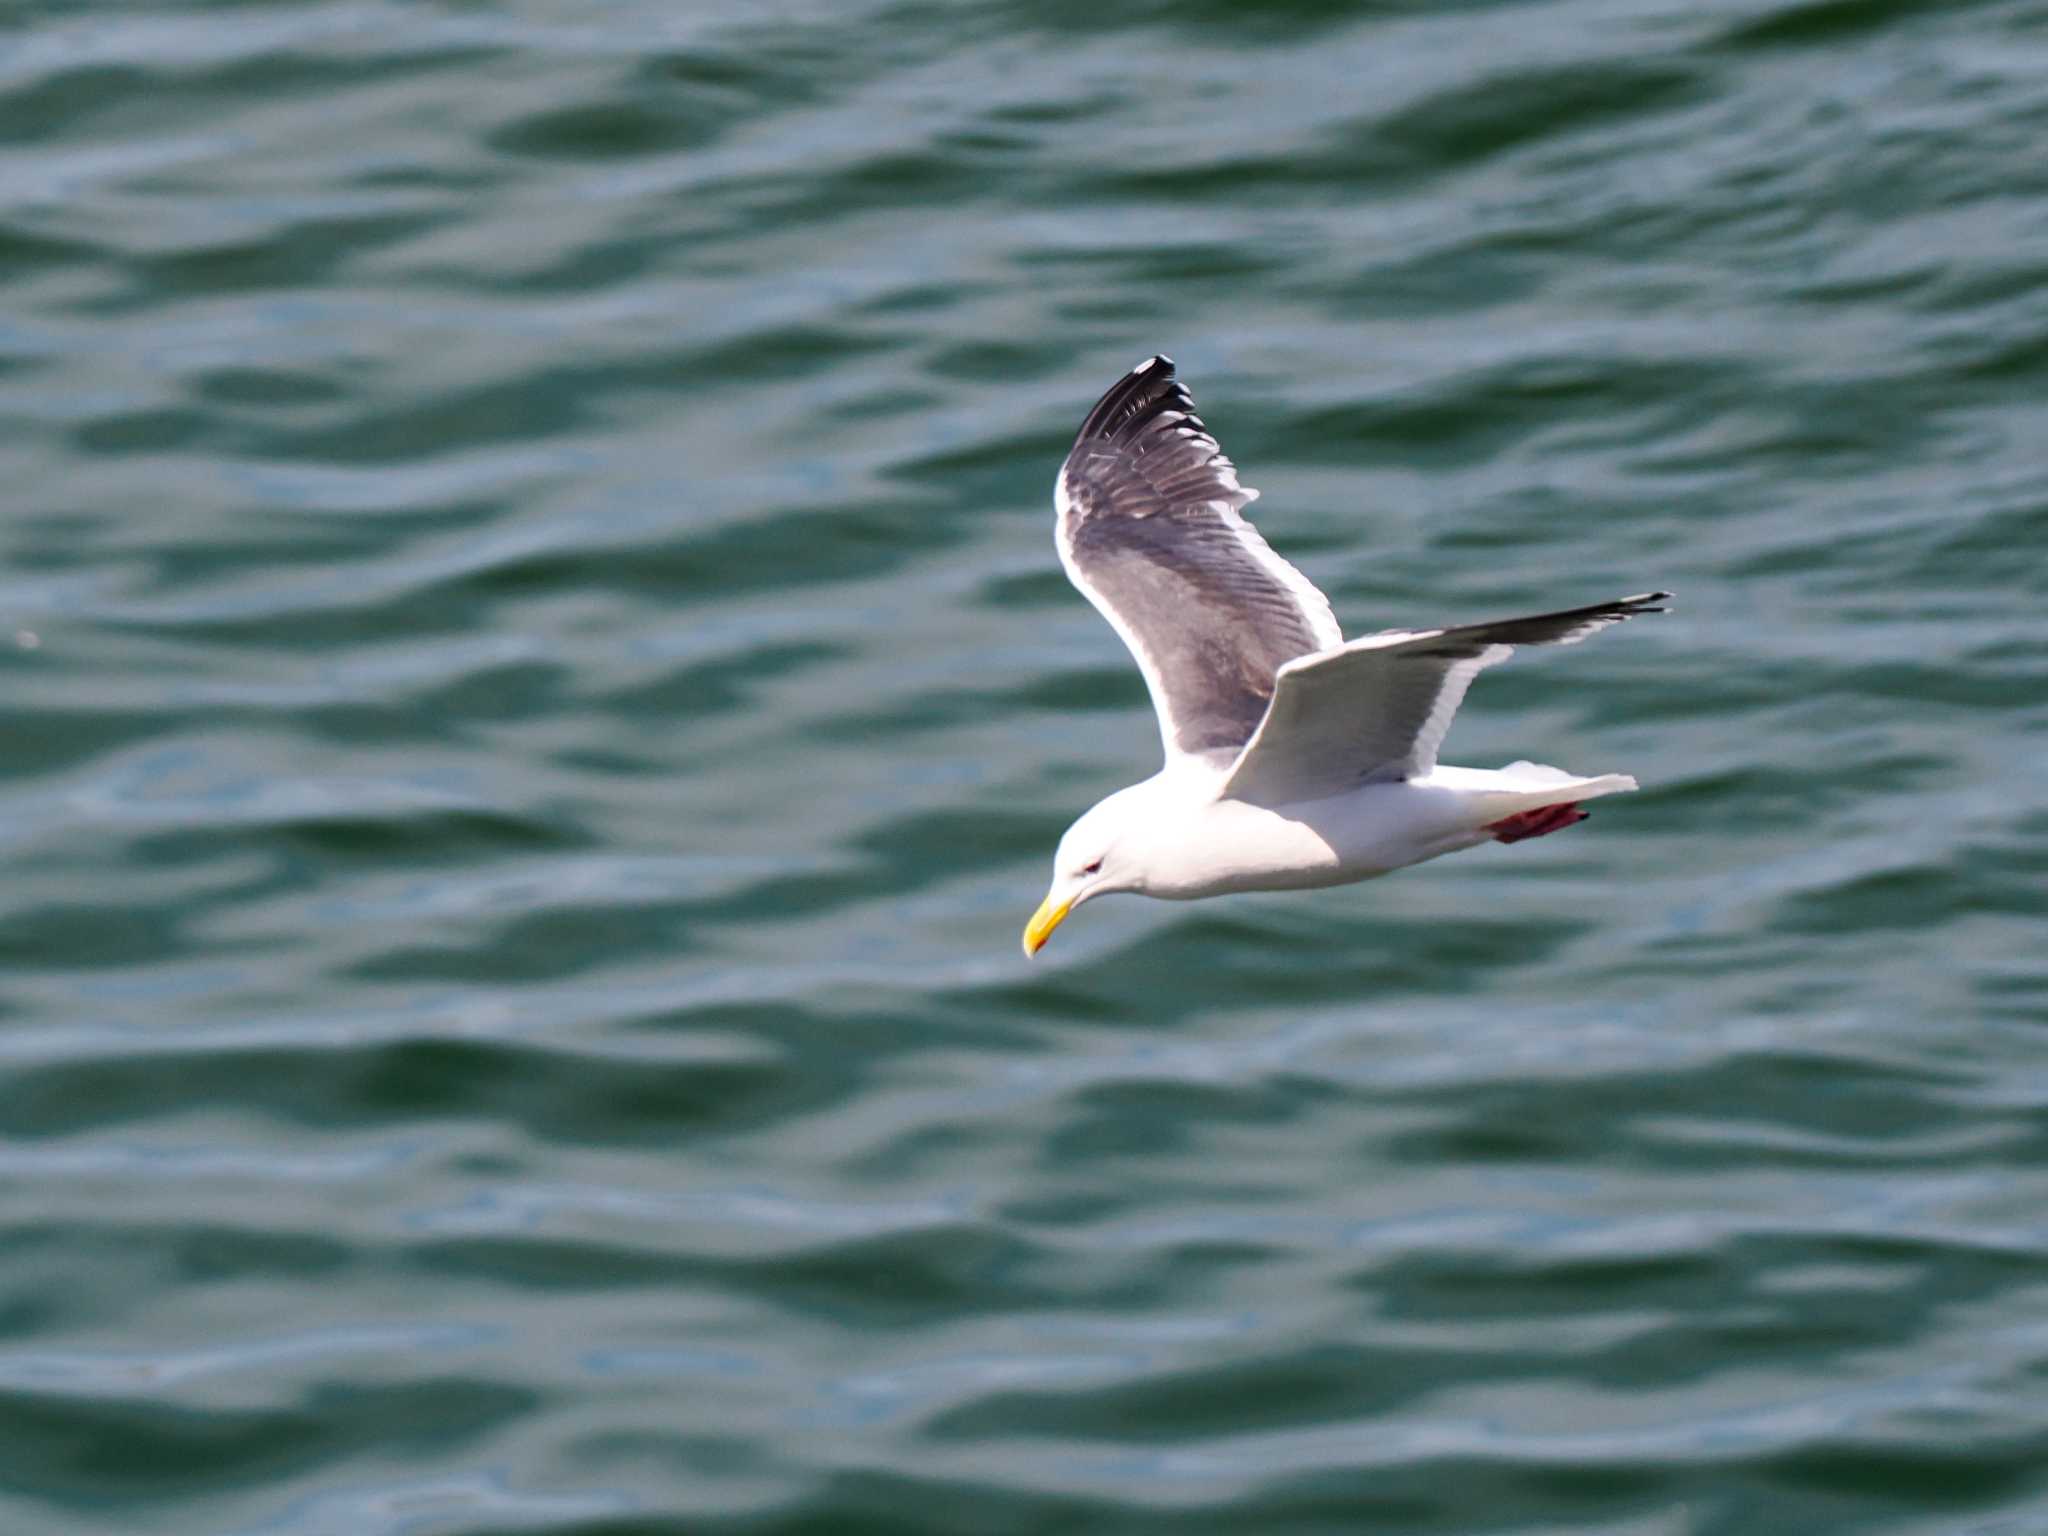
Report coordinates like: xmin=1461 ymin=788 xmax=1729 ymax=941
xmin=1072 ymin=353 xmax=1195 ymax=449
xmin=1578 ymin=592 xmax=1671 ymax=628
xmin=1404 ymin=591 xmax=1674 ymax=655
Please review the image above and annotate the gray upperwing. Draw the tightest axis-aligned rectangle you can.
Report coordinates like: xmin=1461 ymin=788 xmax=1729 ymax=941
xmin=1056 ymin=356 xmax=1341 ymax=763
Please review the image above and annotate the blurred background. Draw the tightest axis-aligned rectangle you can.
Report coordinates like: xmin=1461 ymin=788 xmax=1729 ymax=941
xmin=3 ymin=1 xmax=2047 ymax=1532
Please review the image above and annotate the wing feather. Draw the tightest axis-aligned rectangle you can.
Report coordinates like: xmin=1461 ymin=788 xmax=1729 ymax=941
xmin=1055 ymin=357 xmax=1340 ymax=763
xmin=1222 ymin=593 xmax=1670 ymax=805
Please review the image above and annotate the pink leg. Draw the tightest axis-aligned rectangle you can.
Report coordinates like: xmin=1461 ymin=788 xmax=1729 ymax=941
xmin=1485 ymin=802 xmax=1588 ymax=844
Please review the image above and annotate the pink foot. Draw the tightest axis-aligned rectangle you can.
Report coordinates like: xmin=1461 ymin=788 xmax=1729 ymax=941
xmin=1486 ymin=803 xmax=1588 ymax=845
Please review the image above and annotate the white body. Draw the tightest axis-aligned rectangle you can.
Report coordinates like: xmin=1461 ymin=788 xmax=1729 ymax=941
xmin=1085 ymin=763 xmax=1636 ymax=902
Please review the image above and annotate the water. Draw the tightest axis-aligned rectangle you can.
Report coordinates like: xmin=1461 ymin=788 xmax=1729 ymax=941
xmin=4 ymin=1 xmax=2047 ymax=1531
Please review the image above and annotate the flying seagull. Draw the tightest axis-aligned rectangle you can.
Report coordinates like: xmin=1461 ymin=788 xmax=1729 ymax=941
xmin=1023 ymin=355 xmax=1668 ymax=957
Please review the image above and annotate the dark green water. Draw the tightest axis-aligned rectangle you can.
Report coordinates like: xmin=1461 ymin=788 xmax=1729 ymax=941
xmin=5 ymin=2 xmax=2048 ymax=1532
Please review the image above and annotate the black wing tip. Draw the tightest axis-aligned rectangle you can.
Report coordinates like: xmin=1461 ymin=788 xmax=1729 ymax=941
xmin=1073 ymin=353 xmax=1195 ymax=448
xmin=1413 ymin=591 xmax=1673 ymax=653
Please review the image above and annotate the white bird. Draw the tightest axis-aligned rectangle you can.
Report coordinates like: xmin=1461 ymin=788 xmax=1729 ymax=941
xmin=1023 ymin=355 xmax=1669 ymax=957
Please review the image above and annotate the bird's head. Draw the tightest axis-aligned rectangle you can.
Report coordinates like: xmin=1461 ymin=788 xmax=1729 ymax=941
xmin=1022 ymin=788 xmax=1150 ymax=957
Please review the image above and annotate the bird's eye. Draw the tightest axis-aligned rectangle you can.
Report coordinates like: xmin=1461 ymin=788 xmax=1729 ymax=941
xmin=1080 ymin=858 xmax=1103 ymax=876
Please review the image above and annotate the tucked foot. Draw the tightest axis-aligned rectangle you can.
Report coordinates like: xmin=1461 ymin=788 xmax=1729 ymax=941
xmin=1486 ymin=803 xmax=1588 ymax=844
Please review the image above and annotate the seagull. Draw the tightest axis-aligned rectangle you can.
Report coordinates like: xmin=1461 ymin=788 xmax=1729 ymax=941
xmin=1023 ymin=355 xmax=1669 ymax=957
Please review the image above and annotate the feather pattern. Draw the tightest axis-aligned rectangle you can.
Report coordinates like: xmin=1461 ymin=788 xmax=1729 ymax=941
xmin=1055 ymin=356 xmax=1341 ymax=762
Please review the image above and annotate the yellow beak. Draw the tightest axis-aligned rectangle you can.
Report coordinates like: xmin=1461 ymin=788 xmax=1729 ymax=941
xmin=1022 ymin=892 xmax=1073 ymax=957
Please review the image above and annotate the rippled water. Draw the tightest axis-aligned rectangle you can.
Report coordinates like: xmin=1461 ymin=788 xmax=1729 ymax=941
xmin=5 ymin=1 xmax=2048 ymax=1532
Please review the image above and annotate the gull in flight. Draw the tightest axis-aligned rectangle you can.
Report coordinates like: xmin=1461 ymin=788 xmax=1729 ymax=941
xmin=1023 ymin=356 xmax=1668 ymax=956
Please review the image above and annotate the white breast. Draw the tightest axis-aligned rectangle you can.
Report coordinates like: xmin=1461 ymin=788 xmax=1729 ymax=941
xmin=1139 ymin=784 xmax=1477 ymax=899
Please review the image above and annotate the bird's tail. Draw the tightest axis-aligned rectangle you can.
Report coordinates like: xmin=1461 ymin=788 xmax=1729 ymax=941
xmin=1469 ymin=761 xmax=1638 ymax=814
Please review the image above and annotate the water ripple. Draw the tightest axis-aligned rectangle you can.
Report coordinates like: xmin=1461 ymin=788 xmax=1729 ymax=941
xmin=4 ymin=0 xmax=2047 ymax=1530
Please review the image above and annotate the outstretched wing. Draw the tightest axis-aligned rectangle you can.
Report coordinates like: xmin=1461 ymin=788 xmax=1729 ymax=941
xmin=1055 ymin=356 xmax=1342 ymax=764
xmin=1222 ymin=593 xmax=1670 ymax=806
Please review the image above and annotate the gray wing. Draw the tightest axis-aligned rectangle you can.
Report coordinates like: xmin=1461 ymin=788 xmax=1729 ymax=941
xmin=1221 ymin=593 xmax=1670 ymax=806
xmin=1056 ymin=356 xmax=1342 ymax=765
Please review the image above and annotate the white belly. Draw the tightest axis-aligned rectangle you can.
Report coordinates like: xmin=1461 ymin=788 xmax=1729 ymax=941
xmin=1144 ymin=783 xmax=1479 ymax=898
xmin=1141 ymin=765 xmax=1638 ymax=899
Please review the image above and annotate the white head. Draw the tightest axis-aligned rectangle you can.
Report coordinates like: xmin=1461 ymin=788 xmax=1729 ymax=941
xmin=1022 ymin=783 xmax=1157 ymax=957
